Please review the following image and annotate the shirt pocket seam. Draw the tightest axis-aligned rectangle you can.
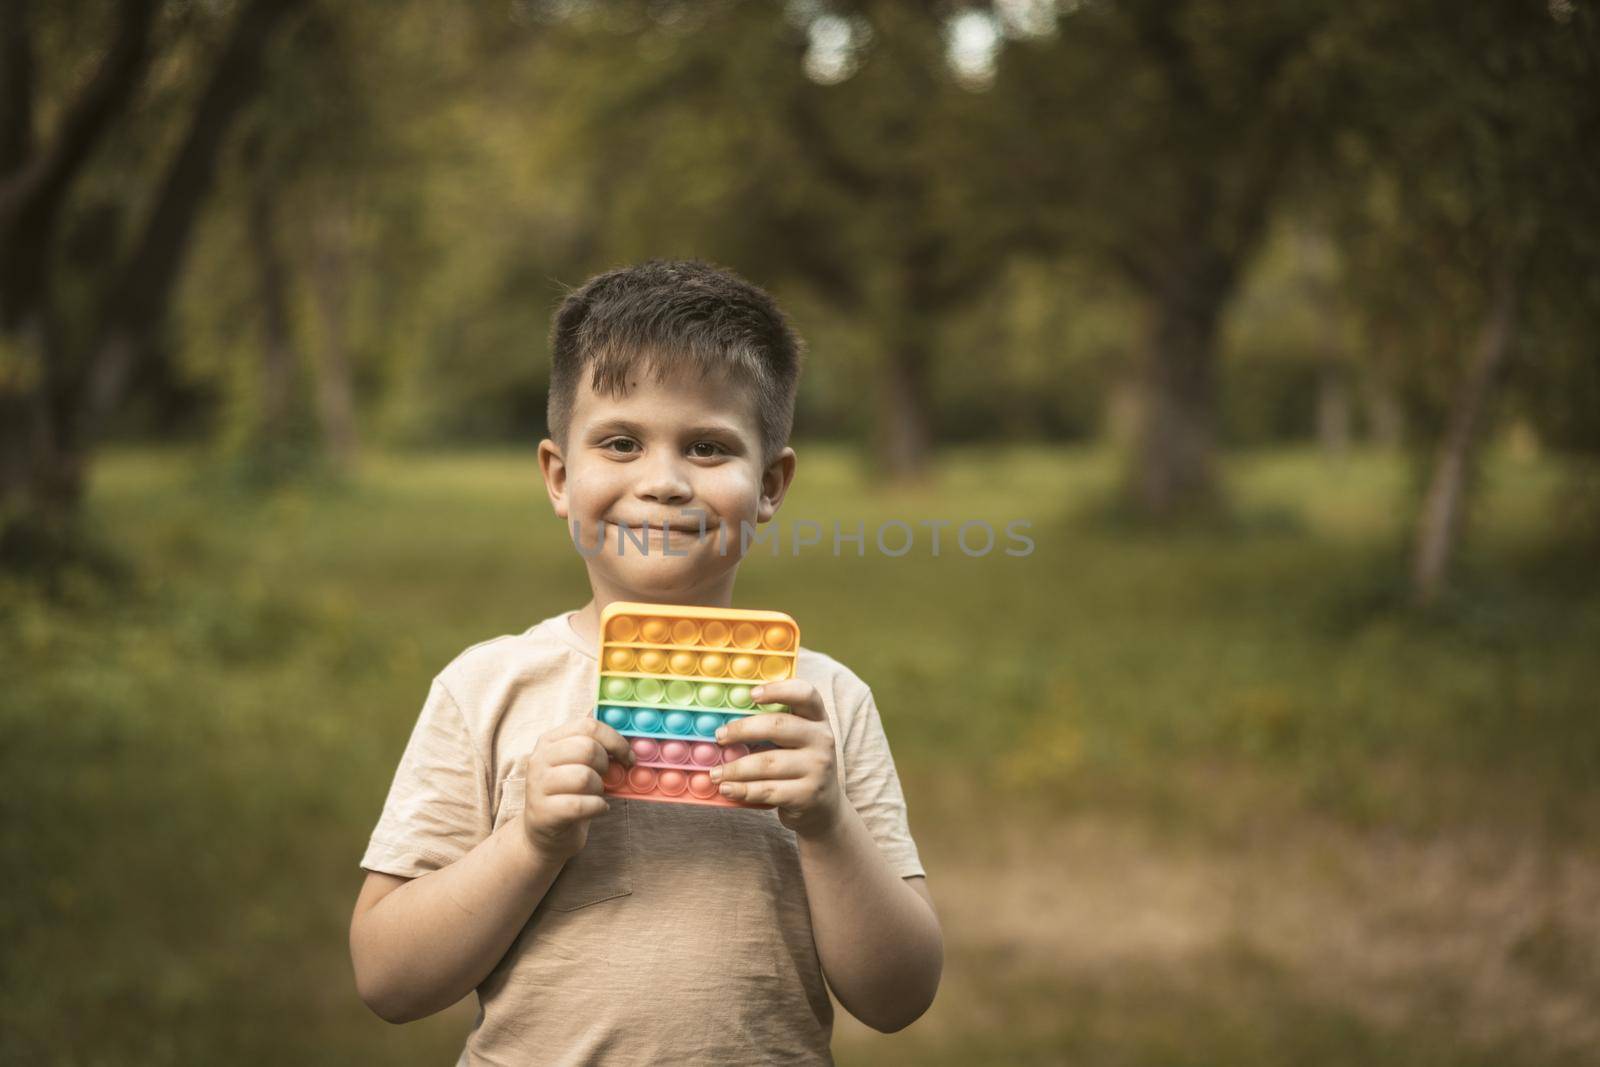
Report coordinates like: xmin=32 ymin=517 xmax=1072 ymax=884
xmin=546 ymin=801 xmax=633 ymax=912
xmin=493 ymin=777 xmax=634 ymax=912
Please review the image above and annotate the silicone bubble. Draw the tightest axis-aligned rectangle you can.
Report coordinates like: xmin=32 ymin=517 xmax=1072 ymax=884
xmin=696 ymin=683 xmax=725 ymax=707
xmin=763 ymin=625 xmax=793 ymax=651
xmin=730 ymin=655 xmax=758 ymax=679
xmin=638 ymin=648 xmax=668 ymax=673
xmin=627 ymin=766 xmax=658 ymax=791
xmin=602 ymin=676 xmax=633 ymax=701
xmin=661 ymin=740 xmax=690 ymax=764
xmin=601 ymin=706 xmax=631 ymax=730
xmin=701 ymin=620 xmax=732 ymax=647
xmin=664 ymin=711 xmax=694 ymax=735
xmin=698 ymin=652 xmax=728 ymax=677
xmin=633 ymin=678 xmax=665 ymax=703
xmin=657 ymin=769 xmax=689 ymax=796
xmin=669 ymin=650 xmax=698 ymax=675
xmin=632 ymin=708 xmax=663 ymax=732
xmin=732 ymin=622 xmax=762 ymax=649
xmin=605 ymin=648 xmax=636 ymax=671
xmin=760 ymin=656 xmax=789 ymax=681
xmin=691 ymin=742 xmax=720 ymax=766
xmin=603 ymin=763 xmax=628 ymax=788
xmin=607 ymin=616 xmax=639 ymax=642
xmin=722 ymin=743 xmax=751 ymax=762
xmin=632 ymin=738 xmax=660 ymax=760
xmin=688 ymin=772 xmax=718 ymax=798
xmin=665 ymin=680 xmax=695 ymax=706
xmin=640 ymin=617 xmax=671 ymax=643
xmin=694 ymin=713 xmax=723 ymax=737
xmin=671 ymin=619 xmax=700 ymax=646
xmin=728 ymin=685 xmax=754 ymax=709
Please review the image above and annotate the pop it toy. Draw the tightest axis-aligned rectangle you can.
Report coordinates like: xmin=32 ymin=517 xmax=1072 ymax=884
xmin=594 ymin=602 xmax=798 ymax=808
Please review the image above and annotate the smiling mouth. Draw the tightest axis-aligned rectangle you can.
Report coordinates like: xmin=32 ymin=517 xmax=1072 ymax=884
xmin=610 ymin=520 xmax=709 ymax=535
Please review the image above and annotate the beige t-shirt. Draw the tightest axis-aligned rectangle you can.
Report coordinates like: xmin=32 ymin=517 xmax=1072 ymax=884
xmin=360 ymin=610 xmax=926 ymax=1066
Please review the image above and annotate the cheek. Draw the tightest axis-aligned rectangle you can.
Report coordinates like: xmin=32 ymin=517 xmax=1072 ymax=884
xmin=699 ymin=467 xmax=762 ymax=514
xmin=565 ymin=460 xmax=627 ymax=512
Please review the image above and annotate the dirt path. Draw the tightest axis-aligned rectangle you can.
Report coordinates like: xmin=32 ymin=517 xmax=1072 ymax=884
xmin=835 ymin=796 xmax=1600 ymax=1063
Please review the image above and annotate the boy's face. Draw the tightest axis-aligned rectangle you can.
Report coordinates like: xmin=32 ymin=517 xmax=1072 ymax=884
xmin=538 ymin=360 xmax=795 ymax=603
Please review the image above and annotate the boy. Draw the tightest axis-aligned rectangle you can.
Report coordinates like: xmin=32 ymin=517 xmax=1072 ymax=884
xmin=349 ymin=260 xmax=942 ymax=1064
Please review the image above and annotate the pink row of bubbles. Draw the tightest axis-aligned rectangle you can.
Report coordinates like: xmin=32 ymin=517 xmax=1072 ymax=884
xmin=629 ymin=737 xmax=751 ymax=768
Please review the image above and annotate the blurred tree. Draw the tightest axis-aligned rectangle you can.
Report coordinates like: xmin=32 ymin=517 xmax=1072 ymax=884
xmin=1329 ymin=0 xmax=1600 ymax=604
xmin=987 ymin=0 xmax=1343 ymax=518
xmin=515 ymin=0 xmax=1011 ymax=481
xmin=0 ymin=0 xmax=306 ymax=569
xmin=184 ymin=1 xmax=388 ymax=480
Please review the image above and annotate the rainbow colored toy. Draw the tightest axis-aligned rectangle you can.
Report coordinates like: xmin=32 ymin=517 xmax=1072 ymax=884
xmin=594 ymin=601 xmax=798 ymax=808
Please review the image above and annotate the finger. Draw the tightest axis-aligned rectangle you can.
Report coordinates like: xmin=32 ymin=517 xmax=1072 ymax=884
xmin=717 ymin=779 xmax=799 ymax=807
xmin=559 ymin=719 xmax=637 ymax=767
xmin=549 ymin=716 xmax=637 ymax=766
xmin=587 ymin=717 xmax=638 ymax=766
xmin=538 ymin=762 xmax=604 ymax=797
xmin=548 ymin=794 xmax=609 ymax=821
xmin=719 ymin=712 xmax=820 ymax=748
xmin=715 ymin=747 xmax=808 ymax=783
xmin=748 ymin=680 xmax=825 ymax=721
xmin=544 ymin=734 xmax=618 ymax=778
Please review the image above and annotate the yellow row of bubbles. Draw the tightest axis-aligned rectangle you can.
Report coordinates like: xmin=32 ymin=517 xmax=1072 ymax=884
xmin=602 ymin=646 xmax=790 ymax=680
xmin=606 ymin=614 xmax=794 ymax=653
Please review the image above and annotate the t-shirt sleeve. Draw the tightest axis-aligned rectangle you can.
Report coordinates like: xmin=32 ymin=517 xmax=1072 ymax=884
xmin=838 ymin=684 xmax=926 ymax=880
xmin=359 ymin=677 xmax=492 ymax=879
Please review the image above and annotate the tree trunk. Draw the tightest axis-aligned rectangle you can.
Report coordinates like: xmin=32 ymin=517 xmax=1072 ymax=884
xmin=89 ymin=0 xmax=308 ymax=420
xmin=1410 ymin=262 xmax=1518 ymax=606
xmin=1307 ymin=228 xmax=1350 ymax=458
xmin=1362 ymin=372 xmax=1404 ymax=448
xmin=247 ymin=156 xmax=297 ymax=448
xmin=1 ymin=0 xmax=156 ymax=565
xmin=1 ymin=0 xmax=303 ymax=570
xmin=1317 ymin=363 xmax=1352 ymax=457
xmin=310 ymin=206 xmax=358 ymax=468
xmin=0 ymin=314 xmax=86 ymax=564
xmin=1127 ymin=264 xmax=1229 ymax=518
xmin=1359 ymin=322 xmax=1406 ymax=448
xmin=876 ymin=245 xmax=938 ymax=483
xmin=1105 ymin=368 xmax=1141 ymax=452
xmin=878 ymin=325 xmax=933 ymax=483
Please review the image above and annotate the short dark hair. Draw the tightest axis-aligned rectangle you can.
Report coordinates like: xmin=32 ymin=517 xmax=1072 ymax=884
xmin=547 ymin=259 xmax=804 ymax=462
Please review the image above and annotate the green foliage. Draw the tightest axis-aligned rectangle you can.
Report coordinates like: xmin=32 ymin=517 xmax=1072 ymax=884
xmin=1325 ymin=0 xmax=1600 ymax=451
xmin=56 ymin=0 xmax=1586 ymax=483
xmin=3 ymin=445 xmax=1597 ymax=1061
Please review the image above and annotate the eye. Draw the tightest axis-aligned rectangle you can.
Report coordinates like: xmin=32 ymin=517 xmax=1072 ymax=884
xmin=688 ymin=441 xmax=726 ymax=459
xmin=600 ymin=437 xmax=640 ymax=455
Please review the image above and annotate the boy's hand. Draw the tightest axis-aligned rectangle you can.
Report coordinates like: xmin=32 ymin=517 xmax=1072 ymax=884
xmin=521 ymin=717 xmax=635 ymax=862
xmin=711 ymin=680 xmax=846 ymax=838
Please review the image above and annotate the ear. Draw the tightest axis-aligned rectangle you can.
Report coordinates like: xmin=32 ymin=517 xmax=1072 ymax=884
xmin=538 ymin=438 xmax=569 ymax=519
xmin=756 ymin=446 xmax=797 ymax=523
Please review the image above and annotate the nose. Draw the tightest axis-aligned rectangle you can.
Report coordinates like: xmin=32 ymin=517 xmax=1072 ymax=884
xmin=632 ymin=451 xmax=693 ymax=506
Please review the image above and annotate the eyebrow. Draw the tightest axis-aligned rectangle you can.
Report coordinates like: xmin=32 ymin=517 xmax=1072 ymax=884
xmin=683 ymin=423 xmax=748 ymax=440
xmin=587 ymin=419 xmax=749 ymax=440
xmin=586 ymin=419 xmax=647 ymax=438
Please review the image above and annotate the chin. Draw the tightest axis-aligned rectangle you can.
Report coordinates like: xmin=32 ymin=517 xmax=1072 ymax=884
xmin=601 ymin=558 xmax=719 ymax=596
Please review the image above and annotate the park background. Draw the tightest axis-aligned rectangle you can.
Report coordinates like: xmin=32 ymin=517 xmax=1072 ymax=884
xmin=2 ymin=2 xmax=1598 ymax=1063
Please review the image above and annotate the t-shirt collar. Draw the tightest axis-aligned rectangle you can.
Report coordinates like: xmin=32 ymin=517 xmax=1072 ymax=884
xmin=539 ymin=610 xmax=597 ymax=661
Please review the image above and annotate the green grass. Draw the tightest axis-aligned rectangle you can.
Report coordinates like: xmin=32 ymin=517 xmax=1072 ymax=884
xmin=2 ymin=443 xmax=1596 ymax=1064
